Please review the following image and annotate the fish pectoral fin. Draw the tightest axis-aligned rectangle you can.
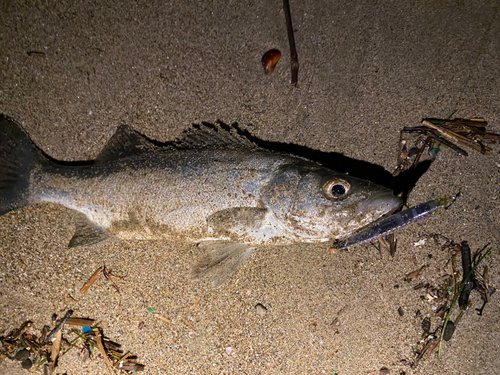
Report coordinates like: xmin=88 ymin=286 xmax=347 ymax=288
xmin=95 ymin=125 xmax=155 ymax=163
xmin=190 ymin=243 xmax=255 ymax=287
xmin=207 ymin=207 xmax=268 ymax=238
xmin=69 ymin=211 xmax=109 ymax=248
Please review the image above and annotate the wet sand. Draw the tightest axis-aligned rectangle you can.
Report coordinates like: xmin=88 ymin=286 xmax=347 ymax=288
xmin=1 ymin=1 xmax=499 ymax=374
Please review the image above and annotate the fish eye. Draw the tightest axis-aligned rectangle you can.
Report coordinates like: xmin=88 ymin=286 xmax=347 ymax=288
xmin=323 ymin=179 xmax=351 ymax=200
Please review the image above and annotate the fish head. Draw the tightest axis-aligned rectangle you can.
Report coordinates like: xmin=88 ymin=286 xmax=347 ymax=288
xmin=262 ymin=164 xmax=402 ymax=242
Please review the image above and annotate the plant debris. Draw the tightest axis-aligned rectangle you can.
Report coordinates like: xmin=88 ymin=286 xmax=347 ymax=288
xmin=45 ymin=310 xmax=73 ymax=344
xmin=387 ymin=117 xmax=498 ymax=251
xmin=283 ymin=0 xmax=299 ymax=85
xmin=395 ymin=118 xmax=500 ymax=176
xmin=458 ymin=242 xmax=475 ymax=310
xmin=80 ymin=267 xmax=103 ymax=294
xmin=0 ymin=311 xmax=144 ymax=373
xmin=147 ymin=308 xmax=171 ymax=325
xmin=404 ymin=265 xmax=427 ymax=281
xmin=407 ymin=240 xmax=495 ymax=367
xmin=80 ymin=263 xmax=125 ymax=295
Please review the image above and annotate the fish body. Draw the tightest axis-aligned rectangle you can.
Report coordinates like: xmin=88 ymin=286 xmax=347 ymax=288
xmin=0 ymin=115 xmax=401 ymax=281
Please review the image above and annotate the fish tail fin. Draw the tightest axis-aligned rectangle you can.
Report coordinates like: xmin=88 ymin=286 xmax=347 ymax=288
xmin=0 ymin=115 xmax=44 ymax=216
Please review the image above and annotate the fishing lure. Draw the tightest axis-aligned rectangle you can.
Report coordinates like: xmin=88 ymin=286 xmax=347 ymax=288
xmin=335 ymin=193 xmax=459 ymax=250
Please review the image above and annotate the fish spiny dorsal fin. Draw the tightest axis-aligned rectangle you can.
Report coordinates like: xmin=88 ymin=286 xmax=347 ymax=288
xmin=172 ymin=123 xmax=258 ymax=151
xmin=95 ymin=125 xmax=155 ymax=163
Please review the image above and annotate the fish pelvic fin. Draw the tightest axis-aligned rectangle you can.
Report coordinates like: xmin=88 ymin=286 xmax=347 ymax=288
xmin=0 ymin=115 xmax=45 ymax=216
xmin=69 ymin=211 xmax=109 ymax=248
xmin=190 ymin=243 xmax=255 ymax=287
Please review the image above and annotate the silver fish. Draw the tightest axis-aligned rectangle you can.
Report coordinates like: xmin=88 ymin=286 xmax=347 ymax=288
xmin=0 ymin=115 xmax=401 ymax=282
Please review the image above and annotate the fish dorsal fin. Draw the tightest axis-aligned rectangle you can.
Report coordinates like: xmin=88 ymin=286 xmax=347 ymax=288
xmin=171 ymin=123 xmax=258 ymax=151
xmin=95 ymin=125 xmax=154 ymax=163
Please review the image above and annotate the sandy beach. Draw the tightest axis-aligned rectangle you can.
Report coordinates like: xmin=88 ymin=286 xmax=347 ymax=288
xmin=1 ymin=0 xmax=499 ymax=374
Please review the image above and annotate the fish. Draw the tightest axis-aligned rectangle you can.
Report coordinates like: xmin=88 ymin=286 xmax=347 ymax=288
xmin=0 ymin=114 xmax=401 ymax=283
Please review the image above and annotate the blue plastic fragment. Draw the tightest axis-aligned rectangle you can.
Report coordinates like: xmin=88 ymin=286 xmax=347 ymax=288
xmin=82 ymin=326 xmax=92 ymax=334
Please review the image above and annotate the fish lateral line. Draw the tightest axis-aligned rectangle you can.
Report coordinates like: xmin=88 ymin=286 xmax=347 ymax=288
xmin=335 ymin=192 xmax=460 ymax=250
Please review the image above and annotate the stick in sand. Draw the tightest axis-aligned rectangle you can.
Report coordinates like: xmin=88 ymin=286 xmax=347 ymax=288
xmin=283 ymin=0 xmax=299 ymax=85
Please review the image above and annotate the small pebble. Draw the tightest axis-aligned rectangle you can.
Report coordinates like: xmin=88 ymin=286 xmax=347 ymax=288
xmin=255 ymin=303 xmax=267 ymax=317
xmin=79 ymin=347 xmax=90 ymax=363
xmin=21 ymin=358 xmax=33 ymax=369
xmin=413 ymin=239 xmax=426 ymax=247
xmin=138 ymin=321 xmax=145 ymax=329
xmin=379 ymin=367 xmax=390 ymax=375
xmin=421 ymin=317 xmax=431 ymax=334
xmin=15 ymin=349 xmax=30 ymax=361
xmin=398 ymin=307 xmax=404 ymax=316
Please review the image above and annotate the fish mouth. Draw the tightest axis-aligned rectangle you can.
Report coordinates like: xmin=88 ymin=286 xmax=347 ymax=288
xmin=357 ymin=190 xmax=402 ymax=221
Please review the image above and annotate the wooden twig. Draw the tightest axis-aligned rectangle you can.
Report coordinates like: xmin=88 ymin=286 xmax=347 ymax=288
xmin=283 ymin=0 xmax=299 ymax=85
xmin=45 ymin=310 xmax=73 ymax=344
xmin=95 ymin=330 xmax=114 ymax=370
xmin=412 ymin=337 xmax=440 ymax=367
xmin=153 ymin=313 xmax=171 ymax=325
xmin=80 ymin=267 xmax=103 ymax=294
xmin=422 ymin=120 xmax=487 ymax=154
xmin=389 ymin=233 xmax=397 ymax=257
xmin=102 ymin=265 xmax=122 ymax=294
xmin=49 ymin=330 xmax=62 ymax=372
xmin=65 ymin=318 xmax=96 ymax=327
xmin=402 ymin=126 xmax=469 ymax=155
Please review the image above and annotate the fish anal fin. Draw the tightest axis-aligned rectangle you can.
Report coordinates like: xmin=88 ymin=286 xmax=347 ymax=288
xmin=69 ymin=211 xmax=109 ymax=248
xmin=190 ymin=243 xmax=254 ymax=287
xmin=95 ymin=125 xmax=154 ymax=163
